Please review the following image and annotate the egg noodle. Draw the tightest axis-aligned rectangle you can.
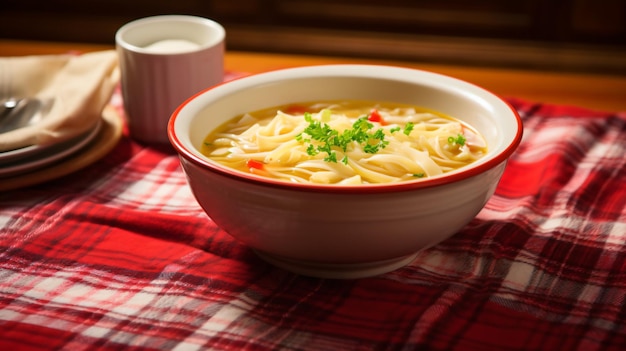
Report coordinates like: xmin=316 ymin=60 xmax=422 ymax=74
xmin=201 ymin=100 xmax=487 ymax=185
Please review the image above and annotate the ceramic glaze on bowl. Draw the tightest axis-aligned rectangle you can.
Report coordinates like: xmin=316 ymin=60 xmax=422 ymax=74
xmin=169 ymin=65 xmax=522 ymax=279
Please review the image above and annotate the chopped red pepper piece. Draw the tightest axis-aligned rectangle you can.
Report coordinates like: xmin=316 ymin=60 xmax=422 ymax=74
xmin=284 ymin=105 xmax=313 ymax=114
xmin=368 ymin=109 xmax=384 ymax=125
xmin=246 ymin=159 xmax=264 ymax=171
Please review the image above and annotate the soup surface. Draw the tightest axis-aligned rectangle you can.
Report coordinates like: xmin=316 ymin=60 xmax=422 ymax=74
xmin=201 ymin=100 xmax=487 ymax=185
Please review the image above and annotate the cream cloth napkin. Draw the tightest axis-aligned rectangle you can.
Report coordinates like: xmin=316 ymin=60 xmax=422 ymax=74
xmin=0 ymin=50 xmax=119 ymax=152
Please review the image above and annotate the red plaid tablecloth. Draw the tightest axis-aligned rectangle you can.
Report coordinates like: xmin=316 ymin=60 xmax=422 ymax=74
xmin=1 ymin=94 xmax=625 ymax=350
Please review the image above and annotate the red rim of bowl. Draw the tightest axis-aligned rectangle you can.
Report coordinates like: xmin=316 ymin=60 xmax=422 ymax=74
xmin=168 ymin=65 xmax=523 ymax=194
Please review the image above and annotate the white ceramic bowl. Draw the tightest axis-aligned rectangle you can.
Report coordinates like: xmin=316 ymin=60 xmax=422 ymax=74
xmin=168 ymin=65 xmax=522 ymax=279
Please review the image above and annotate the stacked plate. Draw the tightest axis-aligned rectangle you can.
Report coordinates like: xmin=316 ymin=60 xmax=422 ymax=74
xmin=0 ymin=102 xmax=123 ymax=191
xmin=0 ymin=120 xmax=103 ymax=178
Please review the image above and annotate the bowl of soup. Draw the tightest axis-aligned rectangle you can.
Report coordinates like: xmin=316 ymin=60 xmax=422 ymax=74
xmin=168 ymin=64 xmax=522 ymax=279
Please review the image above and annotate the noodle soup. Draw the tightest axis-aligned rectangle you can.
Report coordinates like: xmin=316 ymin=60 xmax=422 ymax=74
xmin=201 ymin=100 xmax=487 ymax=185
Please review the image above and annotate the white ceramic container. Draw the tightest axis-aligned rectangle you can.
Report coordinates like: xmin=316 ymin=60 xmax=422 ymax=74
xmin=116 ymin=15 xmax=225 ymax=144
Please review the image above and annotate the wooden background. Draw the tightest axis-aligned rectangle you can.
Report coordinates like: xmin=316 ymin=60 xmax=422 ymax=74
xmin=1 ymin=0 xmax=625 ymax=74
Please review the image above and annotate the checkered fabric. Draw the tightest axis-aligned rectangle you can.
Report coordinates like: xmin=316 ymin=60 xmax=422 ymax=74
xmin=1 ymin=92 xmax=625 ymax=350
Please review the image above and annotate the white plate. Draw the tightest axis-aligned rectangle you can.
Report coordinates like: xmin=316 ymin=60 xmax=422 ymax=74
xmin=0 ymin=121 xmax=102 ymax=178
xmin=0 ymin=142 xmax=56 ymax=165
xmin=0 ymin=105 xmax=124 ymax=191
xmin=0 ymin=98 xmax=54 ymax=164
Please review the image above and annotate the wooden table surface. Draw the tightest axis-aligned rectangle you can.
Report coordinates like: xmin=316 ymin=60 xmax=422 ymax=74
xmin=2 ymin=39 xmax=625 ymax=112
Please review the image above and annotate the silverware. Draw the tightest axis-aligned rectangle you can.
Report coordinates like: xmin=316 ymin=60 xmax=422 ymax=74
xmin=0 ymin=98 xmax=45 ymax=133
xmin=1 ymin=98 xmax=22 ymax=117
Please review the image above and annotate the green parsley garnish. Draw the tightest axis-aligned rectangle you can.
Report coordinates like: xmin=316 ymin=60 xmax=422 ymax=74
xmin=413 ymin=173 xmax=425 ymax=178
xmin=320 ymin=108 xmax=332 ymax=122
xmin=297 ymin=112 xmax=390 ymax=163
xmin=390 ymin=122 xmax=414 ymax=136
xmin=448 ymin=133 xmax=466 ymax=146
xmin=403 ymin=122 xmax=414 ymax=135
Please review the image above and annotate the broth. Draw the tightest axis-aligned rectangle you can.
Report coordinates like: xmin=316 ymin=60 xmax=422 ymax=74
xmin=201 ymin=100 xmax=487 ymax=185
